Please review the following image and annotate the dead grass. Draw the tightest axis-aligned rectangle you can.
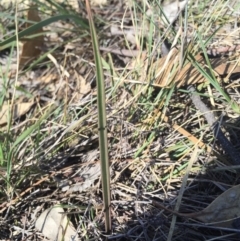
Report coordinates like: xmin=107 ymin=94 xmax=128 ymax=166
xmin=1 ymin=0 xmax=240 ymax=240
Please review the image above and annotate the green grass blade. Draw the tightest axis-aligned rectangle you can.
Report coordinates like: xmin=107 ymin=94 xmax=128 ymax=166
xmin=0 ymin=14 xmax=89 ymax=50
xmin=11 ymin=105 xmax=56 ymax=150
xmin=6 ymin=104 xmax=56 ymax=183
xmin=188 ymin=32 xmax=240 ymax=113
xmin=85 ymin=0 xmax=111 ymax=233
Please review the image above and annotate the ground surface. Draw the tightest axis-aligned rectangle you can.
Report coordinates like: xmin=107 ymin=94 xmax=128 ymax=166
xmin=1 ymin=0 xmax=240 ymax=240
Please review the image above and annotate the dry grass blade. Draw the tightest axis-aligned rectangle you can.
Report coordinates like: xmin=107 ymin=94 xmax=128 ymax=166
xmin=167 ymin=147 xmax=199 ymax=241
xmin=157 ymin=108 xmax=212 ymax=153
xmin=154 ymin=47 xmax=240 ymax=87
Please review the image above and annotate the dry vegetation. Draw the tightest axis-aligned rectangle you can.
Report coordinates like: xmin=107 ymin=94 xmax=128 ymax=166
xmin=1 ymin=0 xmax=240 ymax=240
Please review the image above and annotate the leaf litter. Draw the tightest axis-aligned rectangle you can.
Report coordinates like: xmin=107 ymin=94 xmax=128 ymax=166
xmin=35 ymin=206 xmax=80 ymax=241
xmin=1 ymin=0 xmax=240 ymax=240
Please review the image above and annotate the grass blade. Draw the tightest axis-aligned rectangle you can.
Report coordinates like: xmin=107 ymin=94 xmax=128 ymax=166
xmin=0 ymin=14 xmax=88 ymax=50
xmin=85 ymin=0 xmax=111 ymax=233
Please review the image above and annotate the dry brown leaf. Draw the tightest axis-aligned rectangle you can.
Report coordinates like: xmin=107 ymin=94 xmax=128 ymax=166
xmin=154 ymin=48 xmax=240 ymax=87
xmin=91 ymin=0 xmax=107 ymax=5
xmin=19 ymin=4 xmax=44 ymax=68
xmin=37 ymin=73 xmax=58 ymax=84
xmin=153 ymin=184 xmax=240 ymax=228
xmin=35 ymin=206 xmax=80 ymax=241
xmin=78 ymin=74 xmax=91 ymax=99
xmin=193 ymin=184 xmax=240 ymax=228
xmin=0 ymin=101 xmax=34 ymax=126
xmin=162 ymin=0 xmax=188 ymax=25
